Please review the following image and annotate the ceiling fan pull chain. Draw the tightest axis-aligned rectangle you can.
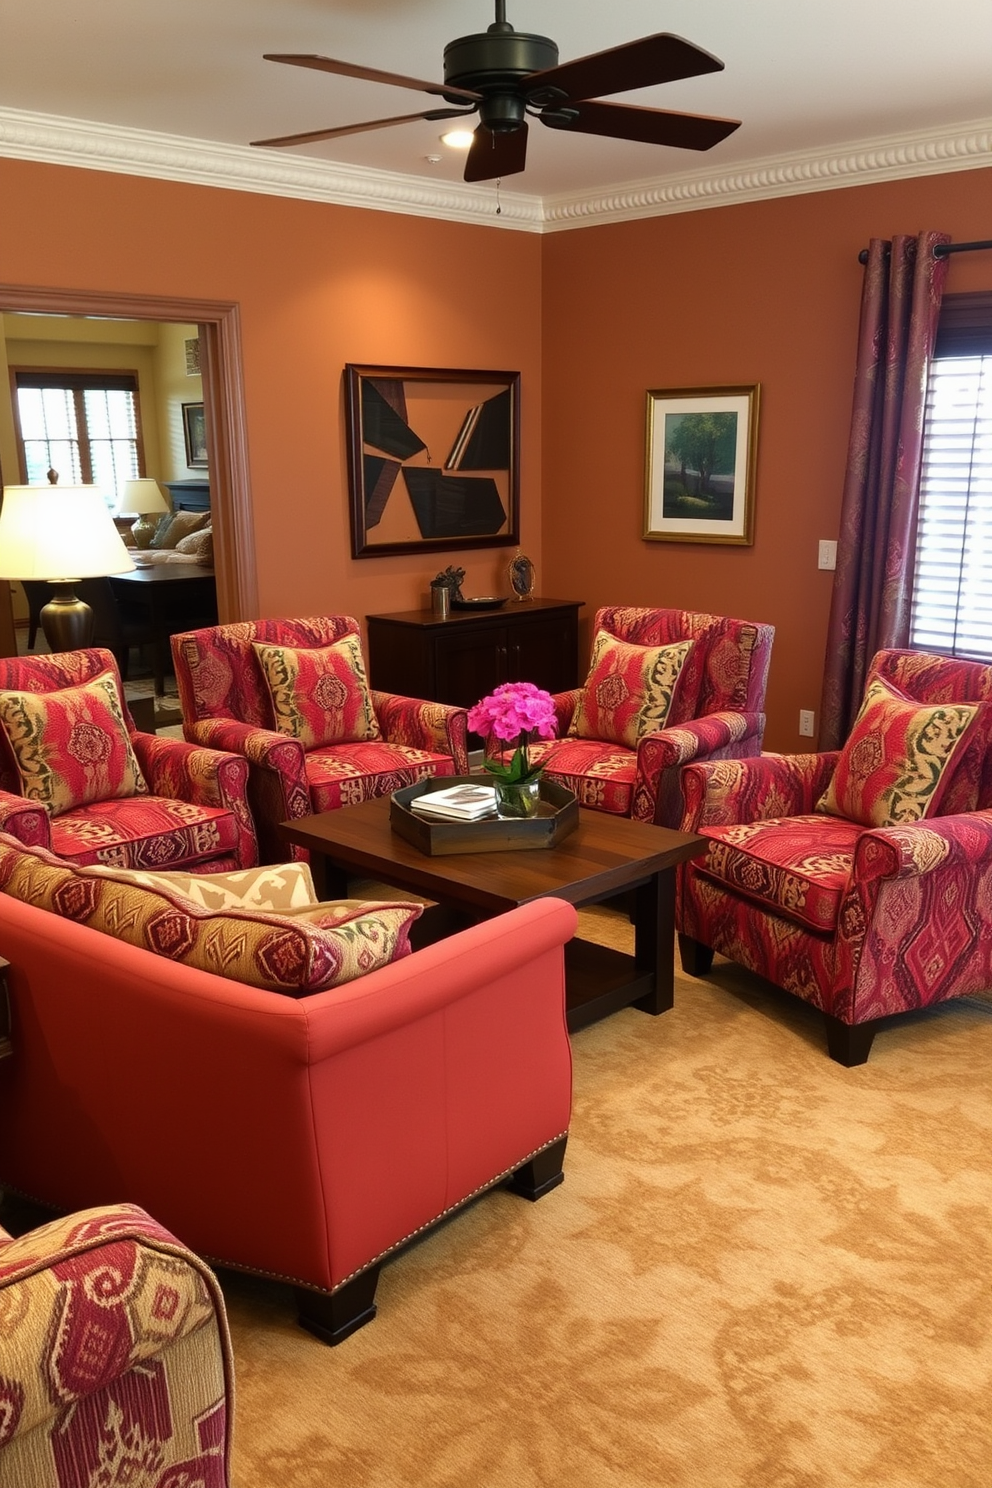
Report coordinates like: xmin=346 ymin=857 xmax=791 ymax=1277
xmin=495 ymin=177 xmax=502 ymax=215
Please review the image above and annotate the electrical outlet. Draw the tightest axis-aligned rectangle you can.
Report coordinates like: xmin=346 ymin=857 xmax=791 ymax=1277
xmin=799 ymin=710 xmax=815 ymax=737
xmin=818 ymin=540 xmax=837 ymax=570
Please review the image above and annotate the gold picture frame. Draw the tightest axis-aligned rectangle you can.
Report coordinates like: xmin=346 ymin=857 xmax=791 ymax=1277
xmin=644 ymin=384 xmax=760 ymax=545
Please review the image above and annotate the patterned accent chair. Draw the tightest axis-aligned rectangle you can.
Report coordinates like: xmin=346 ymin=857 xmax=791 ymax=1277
xmin=0 ymin=648 xmax=257 ymax=870
xmin=0 ymin=1202 xmax=233 ymax=1488
xmin=172 ymin=616 xmax=469 ymax=863
xmin=525 ymin=606 xmax=774 ymax=827
xmin=677 ymin=648 xmax=992 ymax=1065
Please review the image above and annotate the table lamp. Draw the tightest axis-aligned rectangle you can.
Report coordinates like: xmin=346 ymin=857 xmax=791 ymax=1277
xmin=0 ymin=483 xmax=136 ymax=652
xmin=118 ymin=477 xmax=169 ymax=549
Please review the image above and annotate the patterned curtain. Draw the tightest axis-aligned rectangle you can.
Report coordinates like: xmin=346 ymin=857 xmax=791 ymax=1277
xmin=819 ymin=231 xmax=951 ymax=748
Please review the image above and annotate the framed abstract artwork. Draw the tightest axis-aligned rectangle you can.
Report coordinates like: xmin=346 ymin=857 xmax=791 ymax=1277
xmin=345 ymin=364 xmax=520 ymax=558
xmin=643 ymin=384 xmax=760 ymax=545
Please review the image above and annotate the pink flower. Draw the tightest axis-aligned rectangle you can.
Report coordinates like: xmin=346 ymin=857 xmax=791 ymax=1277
xmin=467 ymin=683 xmax=557 ymax=784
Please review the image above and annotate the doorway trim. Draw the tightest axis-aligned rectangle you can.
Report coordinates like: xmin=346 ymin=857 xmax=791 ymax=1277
xmin=0 ymin=283 xmax=257 ymax=621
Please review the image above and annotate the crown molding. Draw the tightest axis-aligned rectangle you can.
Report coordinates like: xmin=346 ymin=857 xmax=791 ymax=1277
xmin=541 ymin=118 xmax=992 ymax=231
xmin=0 ymin=107 xmax=543 ymax=232
xmin=1 ymin=105 xmax=990 ymax=236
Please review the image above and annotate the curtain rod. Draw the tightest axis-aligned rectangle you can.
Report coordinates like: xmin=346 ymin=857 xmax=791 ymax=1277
xmin=857 ymin=238 xmax=992 ymax=264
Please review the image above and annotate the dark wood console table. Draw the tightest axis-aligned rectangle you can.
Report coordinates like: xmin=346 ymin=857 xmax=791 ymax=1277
xmin=109 ymin=565 xmax=217 ymax=695
xmin=366 ymin=599 xmax=584 ymax=709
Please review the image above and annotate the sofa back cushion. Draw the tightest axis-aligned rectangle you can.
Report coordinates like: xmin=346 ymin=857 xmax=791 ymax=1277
xmin=0 ymin=836 xmax=421 ymax=996
xmin=149 ymin=510 xmax=210 ymax=549
xmin=0 ymin=672 xmax=147 ymax=816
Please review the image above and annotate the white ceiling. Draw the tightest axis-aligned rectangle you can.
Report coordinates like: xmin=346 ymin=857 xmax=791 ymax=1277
xmin=2 ymin=0 xmax=991 ymax=213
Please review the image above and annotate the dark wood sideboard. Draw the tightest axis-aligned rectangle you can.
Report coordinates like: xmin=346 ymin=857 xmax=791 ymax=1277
xmin=366 ymin=599 xmax=584 ymax=709
xmin=163 ymin=479 xmax=210 ymax=513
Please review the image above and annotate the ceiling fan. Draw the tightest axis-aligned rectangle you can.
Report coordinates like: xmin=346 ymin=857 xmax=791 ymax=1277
xmin=251 ymin=1 xmax=741 ymax=182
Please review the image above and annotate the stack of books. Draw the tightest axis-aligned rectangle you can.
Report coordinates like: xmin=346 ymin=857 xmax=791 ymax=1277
xmin=408 ymin=783 xmax=498 ymax=821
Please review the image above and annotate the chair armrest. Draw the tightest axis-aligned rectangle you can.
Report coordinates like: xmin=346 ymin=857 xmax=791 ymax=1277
xmin=550 ymin=688 xmax=582 ymax=734
xmin=132 ymin=733 xmax=258 ymax=867
xmin=832 ymin=811 xmax=992 ymax=1023
xmin=853 ymin=811 xmax=992 ymax=883
xmin=633 ymin=710 xmax=766 ymax=825
xmin=0 ymin=790 xmax=51 ymax=850
xmin=371 ymin=692 xmax=469 ymax=774
xmin=0 ymin=1202 xmax=232 ymax=1463
xmin=680 ymin=749 xmax=841 ymax=830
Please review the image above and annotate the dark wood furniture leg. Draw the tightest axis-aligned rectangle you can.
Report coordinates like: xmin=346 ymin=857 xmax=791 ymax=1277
xmin=304 ymin=850 xmax=349 ymax=902
xmin=631 ymin=867 xmax=675 ymax=1016
xmin=296 ymin=1266 xmax=381 ymax=1347
xmin=505 ymin=1136 xmax=567 ymax=1200
xmin=824 ymin=1014 xmax=879 ymax=1067
xmin=678 ymin=932 xmax=715 ymax=976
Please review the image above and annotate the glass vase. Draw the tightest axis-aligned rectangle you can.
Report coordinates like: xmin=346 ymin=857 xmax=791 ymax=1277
xmin=495 ymin=778 xmax=541 ymax=818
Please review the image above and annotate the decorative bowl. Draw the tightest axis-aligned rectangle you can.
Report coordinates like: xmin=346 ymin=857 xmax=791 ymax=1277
xmin=451 ymin=596 xmax=506 ymax=611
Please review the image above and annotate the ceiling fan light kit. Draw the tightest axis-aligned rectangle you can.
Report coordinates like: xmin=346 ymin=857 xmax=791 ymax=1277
xmin=252 ymin=1 xmax=741 ymax=183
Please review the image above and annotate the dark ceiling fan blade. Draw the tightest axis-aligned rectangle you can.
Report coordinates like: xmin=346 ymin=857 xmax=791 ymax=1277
xmin=263 ymin=54 xmax=482 ymax=104
xmin=252 ymin=107 xmax=475 ymax=150
xmin=463 ymin=123 xmax=529 ymax=183
xmin=525 ymin=33 xmax=724 ymax=106
xmin=543 ymin=99 xmax=740 ymax=152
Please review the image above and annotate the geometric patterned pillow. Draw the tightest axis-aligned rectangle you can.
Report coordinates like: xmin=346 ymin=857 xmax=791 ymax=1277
xmin=569 ymin=631 xmax=694 ymax=749
xmin=252 ymin=635 xmax=382 ymax=749
xmin=0 ymin=835 xmax=422 ymax=996
xmin=84 ymin=859 xmax=317 ymax=912
xmin=0 ymin=671 xmax=148 ymax=816
xmin=816 ymin=674 xmax=984 ymax=828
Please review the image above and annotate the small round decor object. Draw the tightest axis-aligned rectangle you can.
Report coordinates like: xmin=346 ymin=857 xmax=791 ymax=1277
xmin=508 ymin=553 xmax=536 ymax=601
xmin=450 ymin=596 xmax=507 ymax=611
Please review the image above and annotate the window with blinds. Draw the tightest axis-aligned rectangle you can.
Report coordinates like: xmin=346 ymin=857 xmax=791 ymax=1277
xmin=11 ymin=370 xmax=144 ymax=506
xmin=910 ymin=292 xmax=992 ymax=661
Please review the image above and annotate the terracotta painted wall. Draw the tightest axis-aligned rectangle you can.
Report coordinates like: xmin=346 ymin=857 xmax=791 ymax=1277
xmin=541 ymin=168 xmax=992 ymax=750
xmin=0 ymin=157 xmax=543 ymax=632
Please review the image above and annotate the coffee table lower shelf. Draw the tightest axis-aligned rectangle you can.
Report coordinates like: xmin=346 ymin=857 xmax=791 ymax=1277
xmin=563 ymin=939 xmax=658 ymax=1033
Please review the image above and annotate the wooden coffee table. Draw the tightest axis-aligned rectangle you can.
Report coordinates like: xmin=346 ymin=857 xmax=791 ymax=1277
xmin=280 ymin=799 xmax=705 ymax=1033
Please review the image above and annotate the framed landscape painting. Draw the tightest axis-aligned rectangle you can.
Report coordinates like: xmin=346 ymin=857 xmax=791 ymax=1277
xmin=345 ymin=364 xmax=520 ymax=558
xmin=644 ymin=384 xmax=760 ymax=545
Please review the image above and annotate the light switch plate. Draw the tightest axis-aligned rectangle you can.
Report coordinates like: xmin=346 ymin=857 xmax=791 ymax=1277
xmin=818 ymin=540 xmax=838 ymax=570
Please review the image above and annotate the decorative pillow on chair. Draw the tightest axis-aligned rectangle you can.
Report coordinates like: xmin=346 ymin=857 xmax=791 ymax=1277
xmin=0 ymin=671 xmax=148 ymax=816
xmin=150 ymin=510 xmax=210 ymax=550
xmin=817 ymin=674 xmax=984 ymax=827
xmin=569 ymin=631 xmax=694 ymax=749
xmin=252 ymin=636 xmax=382 ymax=749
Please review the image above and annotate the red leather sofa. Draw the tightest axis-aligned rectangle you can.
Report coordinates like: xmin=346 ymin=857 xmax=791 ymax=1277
xmin=0 ymin=854 xmax=576 ymax=1345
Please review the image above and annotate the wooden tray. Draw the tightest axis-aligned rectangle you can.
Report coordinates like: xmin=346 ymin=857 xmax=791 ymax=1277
xmin=390 ymin=776 xmax=578 ymax=856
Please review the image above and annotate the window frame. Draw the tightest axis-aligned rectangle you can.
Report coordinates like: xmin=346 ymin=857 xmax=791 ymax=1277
xmin=9 ymin=366 xmax=146 ymax=488
xmin=909 ymin=292 xmax=992 ymax=662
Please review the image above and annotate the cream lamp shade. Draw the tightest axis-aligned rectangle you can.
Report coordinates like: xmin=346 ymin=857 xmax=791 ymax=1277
xmin=0 ymin=483 xmax=136 ymax=653
xmin=118 ymin=477 xmax=169 ymax=549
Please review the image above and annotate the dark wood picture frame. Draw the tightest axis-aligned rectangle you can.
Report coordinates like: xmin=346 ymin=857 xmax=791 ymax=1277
xmin=345 ymin=364 xmax=520 ymax=558
xmin=182 ymin=401 xmax=208 ymax=468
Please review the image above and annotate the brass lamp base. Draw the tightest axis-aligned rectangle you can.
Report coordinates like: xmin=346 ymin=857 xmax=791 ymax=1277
xmin=40 ymin=585 xmax=95 ymax=653
xmin=131 ymin=514 xmax=159 ymax=550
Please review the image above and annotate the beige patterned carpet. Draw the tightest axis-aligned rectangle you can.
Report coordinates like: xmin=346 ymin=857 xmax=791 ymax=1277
xmin=222 ymin=905 xmax=992 ymax=1488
